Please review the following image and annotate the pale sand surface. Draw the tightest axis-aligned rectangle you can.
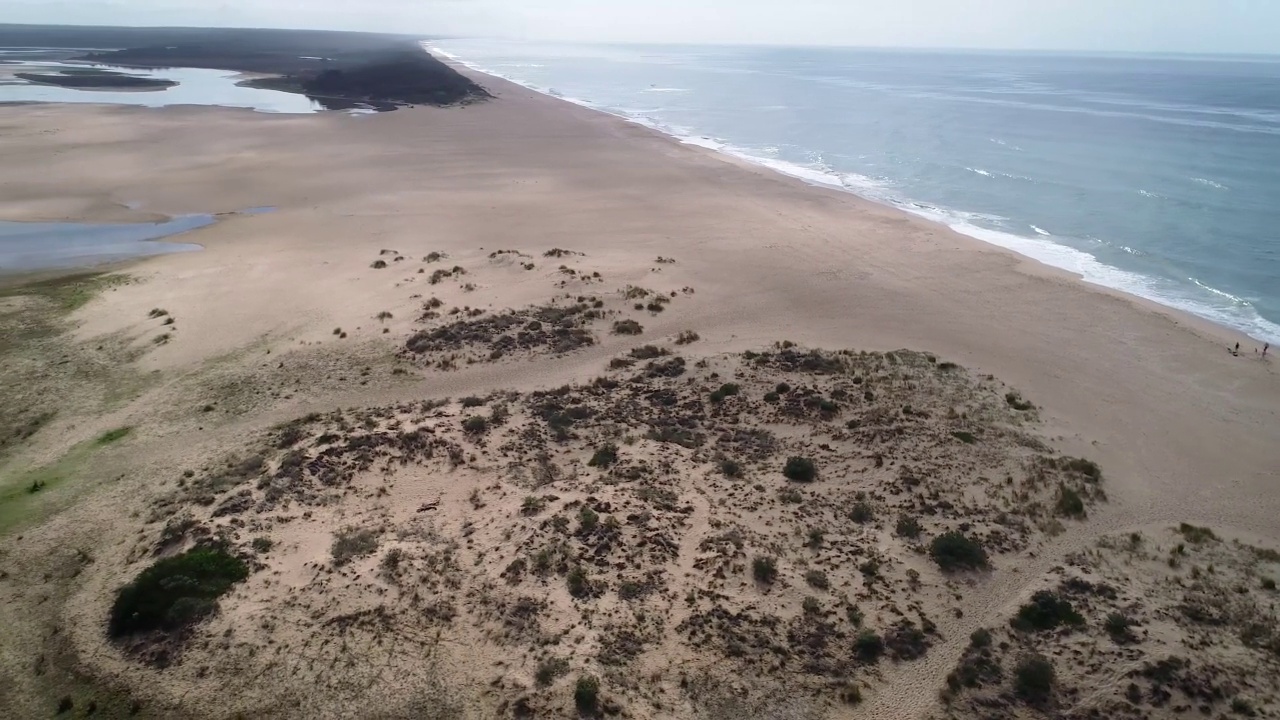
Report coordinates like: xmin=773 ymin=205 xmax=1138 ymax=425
xmin=0 ymin=68 xmax=1277 ymax=719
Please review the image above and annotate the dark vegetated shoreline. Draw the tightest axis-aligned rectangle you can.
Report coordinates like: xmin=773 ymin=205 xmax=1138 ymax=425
xmin=0 ymin=23 xmax=488 ymax=108
xmin=15 ymin=71 xmax=176 ymax=89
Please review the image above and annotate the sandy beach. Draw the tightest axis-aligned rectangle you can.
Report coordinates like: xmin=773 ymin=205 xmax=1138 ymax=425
xmin=1 ymin=64 xmax=1277 ymax=719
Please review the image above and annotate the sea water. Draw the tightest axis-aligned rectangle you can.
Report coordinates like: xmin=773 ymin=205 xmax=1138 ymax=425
xmin=431 ymin=41 xmax=1280 ymax=344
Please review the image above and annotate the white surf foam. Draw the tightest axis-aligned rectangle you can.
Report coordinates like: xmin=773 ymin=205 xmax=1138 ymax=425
xmin=1030 ymin=225 xmax=1051 ymax=236
xmin=966 ymin=167 xmax=993 ymax=177
xmin=1191 ymin=177 xmax=1229 ymax=190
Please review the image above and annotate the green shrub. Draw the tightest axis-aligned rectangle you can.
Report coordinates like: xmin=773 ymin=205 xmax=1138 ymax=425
xmin=929 ymin=532 xmax=988 ymax=571
xmin=850 ymin=502 xmax=874 ymax=524
xmin=629 ymin=345 xmax=668 ymax=359
xmin=805 ymin=569 xmax=829 ymax=590
xmin=802 ymin=596 xmax=822 ymax=614
xmin=578 ymin=506 xmax=599 ymax=534
xmin=567 ymin=566 xmax=591 ymax=598
xmin=1232 ymin=698 xmax=1257 ymax=717
xmin=250 ymin=537 xmax=273 ymax=553
xmin=752 ymin=556 xmax=778 ymax=584
xmin=587 ymin=444 xmax=618 ymax=468
xmin=109 ymin=547 xmax=248 ymax=637
xmin=763 ymin=391 xmax=780 ymax=403
xmin=778 ymin=488 xmax=802 ymax=504
xmin=895 ymin=514 xmax=922 ymax=539
xmin=951 ymin=431 xmax=977 ymax=444
xmin=1011 ymin=591 xmax=1084 ymax=632
xmin=612 ymin=320 xmax=643 ymax=335
xmin=370 ymin=259 xmax=387 ymax=269
xmin=1056 ymin=485 xmax=1086 ymax=518
xmin=1013 ymin=654 xmax=1055 ymax=703
xmin=854 ymin=629 xmax=884 ymax=663
xmin=460 ymin=396 xmax=486 ymax=408
xmin=970 ymin=627 xmax=992 ymax=647
xmin=1262 ymin=577 xmax=1276 ymax=591
xmin=720 ymin=458 xmax=742 ymax=478
xmin=1177 ymin=523 xmax=1217 ymax=544
xmin=522 ymin=496 xmax=548 ymax=516
xmin=1005 ymin=392 xmax=1035 ymax=411
xmin=1060 ymin=457 xmax=1102 ymax=482
xmin=1104 ymin=612 xmax=1134 ymax=640
xmin=846 ymin=605 xmax=864 ymax=626
xmin=535 ymin=657 xmax=570 ymax=687
xmin=776 ymin=383 xmax=791 ymax=394
xmin=574 ymin=675 xmax=600 ymax=715
xmin=782 ymin=456 xmax=817 ymax=482
xmin=462 ymin=415 xmax=488 ymax=434
xmin=331 ymin=527 xmax=379 ymax=566
xmin=709 ymin=383 xmax=741 ymax=403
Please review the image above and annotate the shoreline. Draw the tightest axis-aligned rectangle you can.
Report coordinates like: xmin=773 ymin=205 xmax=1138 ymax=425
xmin=429 ymin=46 xmax=1280 ymax=348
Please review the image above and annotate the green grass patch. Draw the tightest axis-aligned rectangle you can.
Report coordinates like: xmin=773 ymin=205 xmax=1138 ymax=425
xmin=0 ymin=439 xmax=101 ymax=535
xmin=0 ymin=271 xmax=131 ymax=313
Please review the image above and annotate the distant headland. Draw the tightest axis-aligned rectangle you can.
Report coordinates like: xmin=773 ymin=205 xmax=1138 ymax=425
xmin=0 ymin=24 xmax=489 ymax=108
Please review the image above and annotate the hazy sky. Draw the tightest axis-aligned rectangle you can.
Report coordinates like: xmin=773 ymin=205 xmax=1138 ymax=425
xmin=4 ymin=0 xmax=1280 ymax=54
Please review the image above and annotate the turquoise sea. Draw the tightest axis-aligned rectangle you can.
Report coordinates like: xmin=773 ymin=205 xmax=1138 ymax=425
xmin=432 ymin=41 xmax=1280 ymax=343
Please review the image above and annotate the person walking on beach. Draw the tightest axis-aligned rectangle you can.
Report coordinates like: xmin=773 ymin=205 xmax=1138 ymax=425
xmin=1265 ymin=343 xmax=1270 ymax=358
xmin=1233 ymin=342 xmax=1240 ymax=356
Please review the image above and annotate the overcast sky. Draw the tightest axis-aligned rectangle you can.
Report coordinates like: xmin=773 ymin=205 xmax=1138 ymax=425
xmin=4 ymin=0 xmax=1279 ymax=54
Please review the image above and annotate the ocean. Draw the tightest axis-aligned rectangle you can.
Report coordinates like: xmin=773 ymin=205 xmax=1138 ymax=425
xmin=430 ymin=41 xmax=1280 ymax=344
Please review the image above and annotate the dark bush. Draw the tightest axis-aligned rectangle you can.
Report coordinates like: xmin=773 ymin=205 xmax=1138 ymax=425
xmin=929 ymin=532 xmax=988 ymax=571
xmin=331 ymin=527 xmax=379 ymax=566
xmin=951 ymin=431 xmax=977 ymax=444
xmin=752 ymin=556 xmax=778 ymax=584
xmin=1055 ymin=485 xmax=1085 ymax=518
xmin=109 ymin=548 xmax=248 ymax=637
xmin=587 ymin=444 xmax=618 ymax=468
xmin=1005 ymin=392 xmax=1035 ymax=411
xmin=371 ymin=259 xmax=387 ymax=269
xmin=1104 ymin=612 xmax=1135 ymax=641
xmin=567 ymin=566 xmax=591 ymax=598
xmin=574 ymin=675 xmax=600 ymax=715
xmin=895 ymin=514 xmax=922 ymax=539
xmin=612 ymin=320 xmax=643 ymax=335
xmin=709 ymin=383 xmax=741 ymax=403
xmin=720 ymin=458 xmax=742 ymax=478
xmin=462 ymin=415 xmax=488 ymax=434
xmin=578 ymin=506 xmax=599 ymax=534
xmin=970 ymin=627 xmax=992 ymax=648
xmin=535 ymin=657 xmax=570 ymax=687
xmin=1011 ymin=590 xmax=1084 ymax=632
xmin=1177 ymin=523 xmax=1217 ymax=544
xmin=805 ymin=569 xmax=830 ymax=590
xmin=850 ymin=502 xmax=874 ymax=524
xmin=783 ymin=456 xmax=817 ymax=482
xmin=854 ymin=629 xmax=884 ymax=663
xmin=1013 ymin=654 xmax=1055 ymax=703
